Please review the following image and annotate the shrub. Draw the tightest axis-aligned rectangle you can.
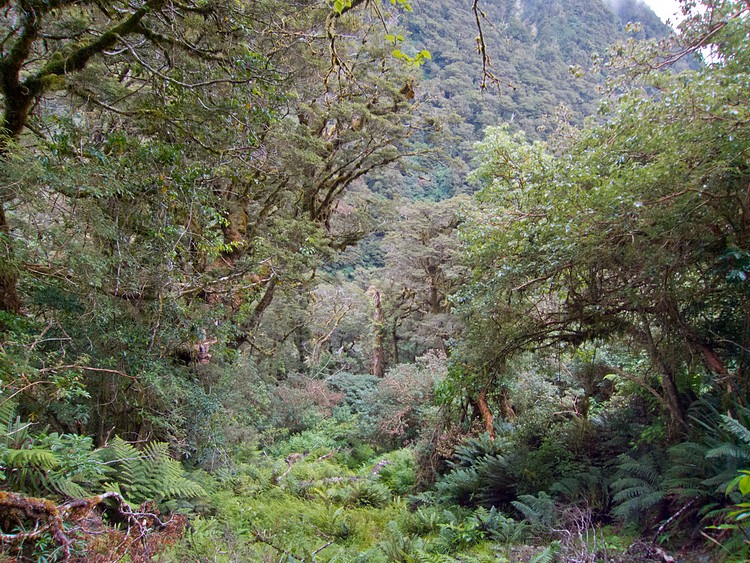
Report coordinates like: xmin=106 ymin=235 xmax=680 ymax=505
xmin=270 ymin=374 xmax=344 ymax=433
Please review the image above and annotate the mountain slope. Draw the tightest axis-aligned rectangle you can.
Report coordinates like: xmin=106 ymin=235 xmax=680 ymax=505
xmin=407 ymin=0 xmax=669 ymax=143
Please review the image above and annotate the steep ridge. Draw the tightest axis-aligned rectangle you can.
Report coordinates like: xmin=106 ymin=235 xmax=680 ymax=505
xmin=408 ymin=0 xmax=667 ymax=141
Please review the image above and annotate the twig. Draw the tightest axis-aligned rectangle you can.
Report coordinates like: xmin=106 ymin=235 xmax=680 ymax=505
xmin=311 ymin=540 xmax=334 ymax=557
xmin=250 ymin=529 xmax=301 ymax=560
xmin=653 ymin=498 xmax=695 ymax=542
xmin=472 ymin=0 xmax=501 ymax=90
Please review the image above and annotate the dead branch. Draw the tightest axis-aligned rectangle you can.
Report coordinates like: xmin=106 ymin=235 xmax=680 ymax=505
xmin=0 ymin=490 xmax=175 ymax=562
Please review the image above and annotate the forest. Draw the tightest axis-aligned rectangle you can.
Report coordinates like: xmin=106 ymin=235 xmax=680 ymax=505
xmin=0 ymin=0 xmax=749 ymax=561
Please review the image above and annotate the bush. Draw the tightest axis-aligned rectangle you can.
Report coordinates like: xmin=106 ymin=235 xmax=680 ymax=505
xmin=270 ymin=374 xmax=344 ymax=434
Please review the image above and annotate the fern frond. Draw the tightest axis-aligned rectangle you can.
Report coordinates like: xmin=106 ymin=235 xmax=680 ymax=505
xmin=530 ymin=540 xmax=561 ymax=563
xmin=612 ymin=477 xmax=651 ymax=492
xmin=612 ymin=484 xmax=656 ymax=503
xmin=610 ymin=452 xmax=667 ymax=527
xmin=612 ymin=490 xmax=665 ymax=519
xmin=52 ymin=478 xmax=89 ymax=499
xmin=98 ymin=437 xmax=205 ymax=507
xmin=511 ymin=492 xmax=556 ymax=526
xmin=704 ymin=469 xmax=743 ymax=492
xmin=435 ymin=467 xmax=480 ymax=506
xmin=451 ymin=434 xmax=505 ymax=468
xmin=706 ymin=443 xmax=750 ymax=461
xmin=721 ymin=415 xmax=750 ymax=446
xmin=615 ymin=454 xmax=661 ymax=483
xmin=6 ymin=448 xmax=58 ymax=470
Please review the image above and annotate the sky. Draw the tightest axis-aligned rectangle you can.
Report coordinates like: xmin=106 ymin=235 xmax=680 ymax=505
xmin=642 ymin=0 xmax=683 ymax=23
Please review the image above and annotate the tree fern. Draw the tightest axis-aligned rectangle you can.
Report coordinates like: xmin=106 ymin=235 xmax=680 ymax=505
xmin=689 ymin=405 xmax=750 ymax=495
xmin=663 ymin=441 xmax=715 ymax=500
xmin=476 ymin=453 xmax=518 ymax=507
xmin=435 ymin=466 xmax=480 ymax=506
xmin=450 ymin=433 xmax=505 ymax=468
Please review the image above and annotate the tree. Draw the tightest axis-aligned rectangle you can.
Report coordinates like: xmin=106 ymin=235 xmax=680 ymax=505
xmin=378 ymin=196 xmax=466 ymax=363
xmin=458 ymin=0 xmax=750 ymax=431
xmin=0 ymin=0 xmax=283 ymax=314
xmin=0 ymin=0 xmax=432 ymax=447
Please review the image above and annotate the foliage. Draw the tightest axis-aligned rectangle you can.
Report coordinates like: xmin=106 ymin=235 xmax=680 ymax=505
xmin=611 ymin=452 xmax=666 ymax=526
xmin=529 ymin=541 xmax=561 ymax=563
xmin=97 ymin=437 xmax=206 ymax=509
xmin=458 ymin=3 xmax=750 ymax=435
xmin=376 ymin=449 xmax=418 ymax=495
xmin=5 ymin=0 xmax=749 ymax=561
xmin=511 ymin=492 xmax=557 ymax=530
xmin=0 ymin=394 xmax=106 ymax=499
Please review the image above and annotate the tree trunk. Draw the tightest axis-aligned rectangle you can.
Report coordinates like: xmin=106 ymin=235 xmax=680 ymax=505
xmin=634 ymin=321 xmax=687 ymax=432
xmin=370 ymin=287 xmax=385 ymax=377
xmin=426 ymin=263 xmax=441 ymax=314
xmin=498 ymin=388 xmax=516 ymax=421
xmin=428 ymin=283 xmax=440 ymax=314
xmin=391 ymin=320 xmax=400 ymax=365
xmin=0 ymin=202 xmax=20 ymax=314
xmin=659 ymin=368 xmax=686 ymax=432
xmin=476 ymin=388 xmax=495 ymax=439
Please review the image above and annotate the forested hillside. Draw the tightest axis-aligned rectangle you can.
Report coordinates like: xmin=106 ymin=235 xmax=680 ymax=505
xmin=2 ymin=0 xmax=750 ymax=561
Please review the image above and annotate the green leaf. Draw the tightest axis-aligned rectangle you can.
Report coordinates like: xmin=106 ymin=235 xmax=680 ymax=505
xmin=739 ymin=473 xmax=750 ymax=496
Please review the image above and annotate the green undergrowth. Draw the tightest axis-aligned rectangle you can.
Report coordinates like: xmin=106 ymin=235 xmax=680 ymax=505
xmin=161 ymin=417 xmax=632 ymax=562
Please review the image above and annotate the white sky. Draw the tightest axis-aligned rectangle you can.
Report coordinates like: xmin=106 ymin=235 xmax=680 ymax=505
xmin=642 ymin=0 xmax=683 ymax=24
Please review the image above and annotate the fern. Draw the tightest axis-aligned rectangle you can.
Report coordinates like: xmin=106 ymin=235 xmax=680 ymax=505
xmin=450 ymin=433 xmax=505 ymax=468
xmin=476 ymin=452 xmax=519 ymax=507
xmin=5 ymin=447 xmax=58 ymax=470
xmin=663 ymin=441 xmax=714 ymax=499
xmin=550 ymin=465 xmax=609 ymax=512
xmin=438 ymin=429 xmax=522 ymax=509
xmin=611 ymin=452 xmax=665 ymax=526
xmin=721 ymin=415 xmax=750 ymax=446
xmin=0 ymin=396 xmax=107 ymax=500
xmin=530 ymin=540 xmax=561 ymax=563
xmin=52 ymin=478 xmax=90 ymax=499
xmin=0 ymin=396 xmax=62 ymax=496
xmin=99 ymin=437 xmax=206 ymax=507
xmin=615 ymin=452 xmax=662 ymax=483
xmin=681 ymin=402 xmax=750 ymax=496
xmin=435 ymin=466 xmax=480 ymax=506
xmin=706 ymin=443 xmax=750 ymax=462
xmin=511 ymin=492 xmax=556 ymax=528
xmin=377 ymin=520 xmax=427 ymax=562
